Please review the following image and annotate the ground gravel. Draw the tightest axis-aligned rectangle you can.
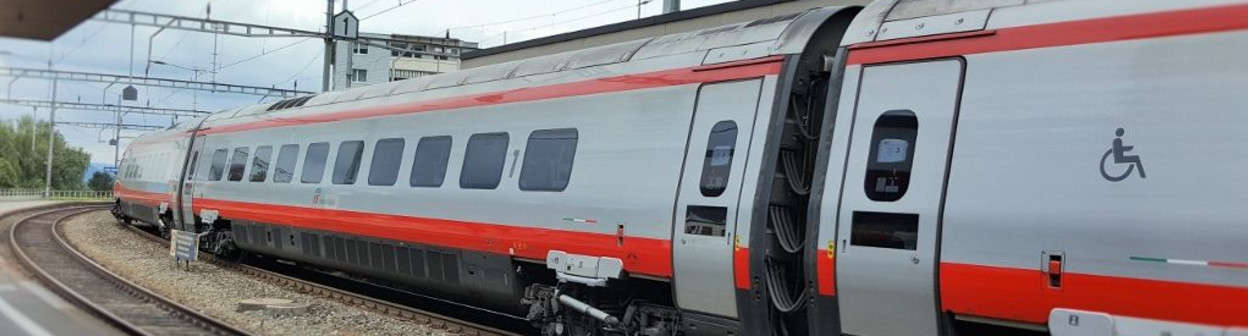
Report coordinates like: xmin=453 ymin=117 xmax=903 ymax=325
xmin=61 ymin=210 xmax=454 ymax=336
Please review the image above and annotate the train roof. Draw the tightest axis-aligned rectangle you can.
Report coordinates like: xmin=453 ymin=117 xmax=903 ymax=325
xmin=198 ymin=5 xmax=860 ymax=127
xmin=840 ymin=0 xmax=1244 ymax=46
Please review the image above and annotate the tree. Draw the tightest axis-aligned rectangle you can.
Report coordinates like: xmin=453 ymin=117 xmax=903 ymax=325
xmin=88 ymin=171 xmax=115 ymax=191
xmin=0 ymin=116 xmax=91 ymax=190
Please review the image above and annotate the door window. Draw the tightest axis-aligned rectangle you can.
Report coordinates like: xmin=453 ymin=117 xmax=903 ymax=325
xmin=864 ymin=110 xmax=918 ymax=202
xmin=700 ymin=121 xmax=738 ymax=197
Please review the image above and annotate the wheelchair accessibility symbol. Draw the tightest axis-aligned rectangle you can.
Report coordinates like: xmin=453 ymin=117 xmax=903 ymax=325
xmin=1100 ymin=128 xmax=1146 ymax=182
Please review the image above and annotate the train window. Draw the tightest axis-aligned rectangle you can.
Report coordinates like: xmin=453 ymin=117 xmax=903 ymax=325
xmin=333 ymin=141 xmax=365 ymax=185
xmin=250 ymin=146 xmax=273 ymax=182
xmin=460 ymin=133 xmax=509 ymax=190
xmin=208 ymin=148 xmax=228 ymax=181
xmin=411 ymin=136 xmax=452 ymax=188
xmin=850 ymin=211 xmax=918 ymax=250
xmin=228 ymin=147 xmax=250 ymax=181
xmin=273 ymin=144 xmax=299 ymax=183
xmin=519 ymin=128 xmax=578 ymax=192
xmin=700 ymin=121 xmax=738 ymax=197
xmin=186 ymin=151 xmax=200 ymax=180
xmin=368 ymin=138 xmax=405 ymax=186
xmin=302 ymin=142 xmax=330 ymax=184
xmin=685 ymin=205 xmax=728 ymax=237
xmin=864 ymin=110 xmax=918 ymax=202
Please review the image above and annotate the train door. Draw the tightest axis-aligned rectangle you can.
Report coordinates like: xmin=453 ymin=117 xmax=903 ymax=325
xmin=178 ymin=135 xmax=206 ymax=231
xmin=672 ymin=79 xmax=763 ymax=319
xmin=834 ymin=59 xmax=963 ymax=336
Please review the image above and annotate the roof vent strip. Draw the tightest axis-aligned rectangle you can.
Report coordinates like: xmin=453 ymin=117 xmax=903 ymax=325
xmin=266 ymin=95 xmax=315 ymax=111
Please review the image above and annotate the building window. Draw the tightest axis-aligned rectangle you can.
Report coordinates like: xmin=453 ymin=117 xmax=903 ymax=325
xmin=333 ymin=141 xmax=365 ymax=185
xmin=273 ymin=144 xmax=299 ymax=183
xmin=368 ymin=138 xmax=405 ymax=186
xmin=700 ymin=121 xmax=738 ymax=197
xmin=352 ymin=69 xmax=368 ymax=83
xmin=250 ymin=146 xmax=273 ymax=182
xmin=519 ymin=128 xmax=578 ymax=192
xmin=460 ymin=133 xmax=508 ymax=190
xmin=353 ymin=43 xmax=368 ymax=55
xmin=208 ymin=148 xmax=228 ymax=181
xmin=302 ymin=142 xmax=330 ymax=184
xmin=411 ymin=136 xmax=452 ymax=188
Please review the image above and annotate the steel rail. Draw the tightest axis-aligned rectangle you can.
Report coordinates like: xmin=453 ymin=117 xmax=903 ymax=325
xmin=8 ymin=205 xmax=252 ymax=336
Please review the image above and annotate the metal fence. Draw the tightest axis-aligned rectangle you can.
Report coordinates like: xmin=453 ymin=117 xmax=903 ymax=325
xmin=0 ymin=189 xmax=114 ymax=200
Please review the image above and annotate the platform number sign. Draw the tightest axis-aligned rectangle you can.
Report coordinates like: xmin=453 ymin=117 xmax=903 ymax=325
xmin=333 ymin=11 xmax=359 ymax=40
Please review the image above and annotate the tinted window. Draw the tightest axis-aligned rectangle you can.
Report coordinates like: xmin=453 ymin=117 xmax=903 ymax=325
xmin=208 ymin=148 xmax=228 ymax=181
xmin=850 ymin=211 xmax=918 ymax=250
xmin=302 ymin=142 xmax=330 ymax=183
xmin=864 ymin=110 xmax=918 ymax=202
xmin=333 ymin=141 xmax=365 ymax=185
xmin=519 ymin=129 xmax=578 ymax=191
xmin=460 ymin=133 xmax=509 ymax=189
xmin=228 ymin=147 xmax=250 ymax=181
xmin=411 ymin=136 xmax=452 ymax=188
xmin=273 ymin=145 xmax=299 ymax=183
xmin=368 ymin=138 xmax=405 ymax=186
xmin=186 ymin=150 xmax=200 ymax=180
xmin=700 ymin=121 xmax=738 ymax=197
xmin=250 ymin=146 xmax=273 ymax=182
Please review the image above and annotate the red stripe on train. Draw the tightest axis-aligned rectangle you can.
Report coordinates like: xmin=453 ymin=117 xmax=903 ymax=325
xmin=192 ymin=198 xmax=674 ymax=278
xmin=198 ymin=56 xmax=785 ymax=136
xmin=847 ymin=3 xmax=1248 ymax=65
xmin=940 ymin=262 xmax=1248 ymax=327
xmin=114 ymin=183 xmax=170 ymax=206
xmin=816 ymin=248 xmax=835 ymax=296
xmin=734 ymin=246 xmax=750 ymax=289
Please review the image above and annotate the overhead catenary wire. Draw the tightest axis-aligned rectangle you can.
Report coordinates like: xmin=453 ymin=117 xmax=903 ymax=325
xmin=217 ymin=37 xmax=316 ymax=70
xmin=480 ymin=2 xmax=638 ymax=45
xmin=360 ymin=0 xmax=428 ymax=21
xmin=446 ymin=0 xmax=621 ymax=32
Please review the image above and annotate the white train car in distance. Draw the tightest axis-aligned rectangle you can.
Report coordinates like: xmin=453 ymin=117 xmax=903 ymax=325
xmin=116 ymin=0 xmax=1248 ymax=335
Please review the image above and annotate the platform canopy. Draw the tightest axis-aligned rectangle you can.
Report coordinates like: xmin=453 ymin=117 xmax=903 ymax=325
xmin=0 ymin=0 xmax=117 ymax=41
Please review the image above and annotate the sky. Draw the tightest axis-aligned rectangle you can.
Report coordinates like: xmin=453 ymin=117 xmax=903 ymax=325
xmin=0 ymin=0 xmax=733 ymax=166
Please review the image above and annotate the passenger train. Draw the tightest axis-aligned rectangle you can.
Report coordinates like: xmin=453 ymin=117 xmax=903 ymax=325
xmin=113 ymin=0 xmax=1248 ymax=335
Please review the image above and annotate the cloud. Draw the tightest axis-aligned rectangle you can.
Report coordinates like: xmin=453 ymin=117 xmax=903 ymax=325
xmin=1 ymin=0 xmax=734 ymax=162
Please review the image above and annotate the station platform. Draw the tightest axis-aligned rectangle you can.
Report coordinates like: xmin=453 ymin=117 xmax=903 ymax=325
xmin=0 ymin=200 xmax=123 ymax=336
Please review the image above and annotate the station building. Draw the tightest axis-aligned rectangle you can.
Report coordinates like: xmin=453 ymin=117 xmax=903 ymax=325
xmin=333 ymin=32 xmax=479 ymax=89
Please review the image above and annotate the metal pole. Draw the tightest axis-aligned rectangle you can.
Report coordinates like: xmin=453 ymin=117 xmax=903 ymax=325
xmin=30 ymin=107 xmax=37 ymax=151
xmin=322 ymin=0 xmax=335 ymax=92
xmin=343 ymin=0 xmax=353 ymax=88
xmin=115 ymin=97 xmax=122 ymax=169
xmin=44 ymin=78 xmax=56 ymax=198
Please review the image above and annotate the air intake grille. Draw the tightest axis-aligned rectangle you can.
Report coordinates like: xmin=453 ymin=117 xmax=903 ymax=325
xmin=266 ymin=95 xmax=315 ymax=111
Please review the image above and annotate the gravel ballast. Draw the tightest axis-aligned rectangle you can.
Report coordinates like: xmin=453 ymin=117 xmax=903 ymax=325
xmin=61 ymin=211 xmax=453 ymax=336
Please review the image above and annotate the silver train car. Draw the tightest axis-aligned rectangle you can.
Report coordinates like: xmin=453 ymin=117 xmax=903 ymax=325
xmin=115 ymin=0 xmax=1248 ymax=335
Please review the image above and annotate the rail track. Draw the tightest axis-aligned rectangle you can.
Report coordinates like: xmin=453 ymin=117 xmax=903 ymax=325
xmin=8 ymin=205 xmax=252 ymax=336
xmin=116 ymin=213 xmax=524 ymax=336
